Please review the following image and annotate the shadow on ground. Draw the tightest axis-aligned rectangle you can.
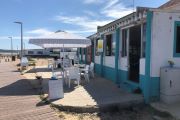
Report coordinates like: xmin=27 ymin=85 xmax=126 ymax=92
xmin=0 ymin=79 xmax=38 ymax=96
xmin=25 ymin=68 xmax=52 ymax=73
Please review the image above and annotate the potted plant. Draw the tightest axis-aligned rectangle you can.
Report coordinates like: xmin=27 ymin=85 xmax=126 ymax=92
xmin=168 ymin=60 xmax=175 ymax=68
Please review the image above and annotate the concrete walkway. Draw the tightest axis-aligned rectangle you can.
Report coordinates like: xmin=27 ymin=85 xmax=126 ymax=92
xmin=0 ymin=62 xmax=60 ymax=120
xmin=24 ymin=66 xmax=144 ymax=113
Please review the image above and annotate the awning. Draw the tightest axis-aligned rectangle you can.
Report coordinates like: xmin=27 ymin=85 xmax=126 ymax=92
xmin=29 ymin=31 xmax=91 ymax=48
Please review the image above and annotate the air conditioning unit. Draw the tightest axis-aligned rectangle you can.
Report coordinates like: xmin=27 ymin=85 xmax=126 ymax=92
xmin=160 ymin=67 xmax=180 ymax=104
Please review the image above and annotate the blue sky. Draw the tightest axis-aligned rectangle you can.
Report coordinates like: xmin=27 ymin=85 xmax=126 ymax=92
xmin=0 ymin=0 xmax=169 ymax=50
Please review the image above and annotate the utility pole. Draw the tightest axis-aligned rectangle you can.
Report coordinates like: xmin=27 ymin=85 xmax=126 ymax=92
xmin=8 ymin=37 xmax=13 ymax=60
xmin=14 ymin=21 xmax=23 ymax=59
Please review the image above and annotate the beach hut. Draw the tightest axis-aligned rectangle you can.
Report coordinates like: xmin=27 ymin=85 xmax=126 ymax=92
xmin=84 ymin=1 xmax=180 ymax=103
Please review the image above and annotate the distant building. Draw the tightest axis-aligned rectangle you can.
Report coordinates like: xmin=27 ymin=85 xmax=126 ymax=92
xmin=24 ymin=48 xmax=77 ymax=58
xmin=24 ymin=49 xmax=50 ymax=57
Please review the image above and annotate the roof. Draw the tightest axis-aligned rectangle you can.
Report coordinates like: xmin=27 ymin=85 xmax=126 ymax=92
xmin=159 ymin=0 xmax=180 ymax=9
xmin=97 ymin=7 xmax=150 ymax=33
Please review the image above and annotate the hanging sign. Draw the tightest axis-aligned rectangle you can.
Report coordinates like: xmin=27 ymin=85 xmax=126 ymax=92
xmin=97 ymin=39 xmax=103 ymax=52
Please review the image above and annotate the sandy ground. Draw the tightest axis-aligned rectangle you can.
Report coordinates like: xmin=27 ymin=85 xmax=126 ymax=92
xmin=54 ymin=106 xmax=175 ymax=120
xmin=22 ymin=58 xmax=175 ymax=120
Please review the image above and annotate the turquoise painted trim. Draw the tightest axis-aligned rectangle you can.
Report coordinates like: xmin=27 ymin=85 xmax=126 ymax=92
xmin=100 ymin=35 xmax=104 ymax=77
xmin=118 ymin=69 xmax=127 ymax=84
xmin=80 ymin=48 xmax=83 ymax=63
xmin=94 ymin=64 xmax=116 ymax=82
xmin=118 ymin=69 xmax=139 ymax=92
xmin=150 ymin=77 xmax=160 ymax=101
xmin=92 ymin=41 xmax=95 ymax=62
xmin=85 ymin=48 xmax=87 ymax=64
xmin=115 ymin=28 xmax=120 ymax=84
xmin=173 ymin=21 xmax=180 ymax=57
xmin=94 ymin=63 xmax=101 ymax=75
xmin=145 ymin=11 xmax=153 ymax=103
xmin=139 ymin=74 xmax=146 ymax=94
xmin=140 ymin=75 xmax=160 ymax=102
xmin=103 ymin=66 xmax=116 ymax=82
xmin=83 ymin=48 xmax=85 ymax=64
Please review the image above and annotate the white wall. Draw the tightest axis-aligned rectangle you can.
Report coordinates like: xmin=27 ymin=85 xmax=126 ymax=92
xmin=82 ymin=55 xmax=85 ymax=61
xmin=103 ymin=56 xmax=115 ymax=68
xmin=95 ymin=56 xmax=101 ymax=64
xmin=151 ymin=11 xmax=180 ymax=77
xmin=119 ymin=57 xmax=128 ymax=71
xmin=140 ymin=58 xmax=145 ymax=75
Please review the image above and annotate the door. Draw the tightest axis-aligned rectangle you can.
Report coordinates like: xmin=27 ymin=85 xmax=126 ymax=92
xmin=87 ymin=46 xmax=92 ymax=64
xmin=128 ymin=25 xmax=141 ymax=83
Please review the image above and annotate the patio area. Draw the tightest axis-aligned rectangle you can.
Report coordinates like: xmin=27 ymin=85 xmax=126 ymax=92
xmin=24 ymin=65 xmax=144 ymax=112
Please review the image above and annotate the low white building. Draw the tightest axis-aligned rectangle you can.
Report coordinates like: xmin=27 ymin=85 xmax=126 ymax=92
xmin=82 ymin=0 xmax=180 ymax=103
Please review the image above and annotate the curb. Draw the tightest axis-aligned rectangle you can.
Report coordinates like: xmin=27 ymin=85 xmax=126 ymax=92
xmin=40 ymin=95 xmax=145 ymax=113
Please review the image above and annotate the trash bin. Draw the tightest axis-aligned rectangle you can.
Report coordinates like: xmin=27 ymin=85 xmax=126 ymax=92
xmin=48 ymin=77 xmax=64 ymax=100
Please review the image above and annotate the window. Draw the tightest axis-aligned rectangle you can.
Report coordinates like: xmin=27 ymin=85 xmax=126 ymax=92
xmin=112 ymin=34 xmax=116 ymax=56
xmin=83 ymin=48 xmax=85 ymax=55
xmin=28 ymin=51 xmax=34 ymax=55
xmin=105 ymin=34 xmax=113 ymax=56
xmin=175 ymin=25 xmax=180 ymax=53
xmin=176 ymin=26 xmax=180 ymax=53
xmin=122 ymin=29 xmax=127 ymax=57
xmin=95 ymin=38 xmax=100 ymax=56
xmin=174 ymin=21 xmax=180 ymax=57
xmin=141 ymin=23 xmax=146 ymax=58
xmin=37 ymin=51 xmax=43 ymax=54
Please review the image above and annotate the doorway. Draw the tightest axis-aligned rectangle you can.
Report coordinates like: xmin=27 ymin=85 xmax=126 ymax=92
xmin=128 ymin=25 xmax=141 ymax=83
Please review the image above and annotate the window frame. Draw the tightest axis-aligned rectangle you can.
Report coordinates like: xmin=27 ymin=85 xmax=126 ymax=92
xmin=105 ymin=34 xmax=113 ymax=56
xmin=141 ymin=23 xmax=146 ymax=58
xmin=95 ymin=38 xmax=101 ymax=56
xmin=173 ymin=21 xmax=180 ymax=57
xmin=121 ymin=29 xmax=128 ymax=57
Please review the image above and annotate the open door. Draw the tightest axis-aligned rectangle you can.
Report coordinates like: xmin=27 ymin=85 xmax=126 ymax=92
xmin=128 ymin=25 xmax=141 ymax=83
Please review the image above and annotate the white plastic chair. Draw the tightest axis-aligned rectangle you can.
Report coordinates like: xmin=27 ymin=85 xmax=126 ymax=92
xmin=66 ymin=67 xmax=80 ymax=88
xmin=89 ymin=62 xmax=94 ymax=78
xmin=80 ymin=65 xmax=90 ymax=82
xmin=63 ymin=58 xmax=72 ymax=68
xmin=48 ymin=59 xmax=54 ymax=69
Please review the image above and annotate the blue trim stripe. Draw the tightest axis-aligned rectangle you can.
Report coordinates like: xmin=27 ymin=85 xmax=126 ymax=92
xmin=95 ymin=63 xmax=101 ymax=75
xmin=100 ymin=34 xmax=104 ymax=77
xmin=115 ymin=28 xmax=120 ymax=84
xmin=103 ymin=66 xmax=116 ymax=82
xmin=145 ymin=11 xmax=153 ymax=103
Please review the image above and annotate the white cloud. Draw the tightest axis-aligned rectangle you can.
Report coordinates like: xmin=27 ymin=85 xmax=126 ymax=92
xmin=101 ymin=0 xmax=133 ymax=19
xmin=0 ymin=36 xmax=31 ymax=40
xmin=54 ymin=15 xmax=112 ymax=33
xmin=83 ymin=0 xmax=104 ymax=4
xmin=0 ymin=28 xmax=53 ymax=41
xmin=84 ymin=10 xmax=97 ymax=17
xmin=26 ymin=28 xmax=53 ymax=36
xmin=52 ymin=0 xmax=133 ymax=35
xmin=103 ymin=0 xmax=119 ymax=9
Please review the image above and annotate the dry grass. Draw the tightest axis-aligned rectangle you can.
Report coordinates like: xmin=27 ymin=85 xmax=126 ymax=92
xmin=54 ymin=105 xmax=175 ymax=120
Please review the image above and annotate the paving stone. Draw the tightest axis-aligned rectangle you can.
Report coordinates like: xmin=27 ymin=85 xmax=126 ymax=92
xmin=0 ymin=62 xmax=60 ymax=120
